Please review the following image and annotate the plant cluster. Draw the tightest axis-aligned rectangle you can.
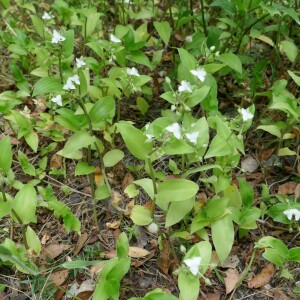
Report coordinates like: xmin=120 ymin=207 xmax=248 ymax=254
xmin=0 ymin=0 xmax=299 ymax=299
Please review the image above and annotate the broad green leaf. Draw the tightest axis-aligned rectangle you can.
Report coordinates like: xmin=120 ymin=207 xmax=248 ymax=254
xmin=211 ymin=214 xmax=234 ymax=263
xmin=165 ymin=197 xmax=194 ymax=227
xmin=162 ymin=139 xmax=195 ymax=155
xmin=0 ymin=136 xmax=12 ymax=172
xmin=157 ymin=179 xmax=198 ymax=202
xmin=117 ymin=232 xmax=129 ymax=258
xmin=62 ymin=30 xmax=74 ymax=58
xmin=85 ymin=13 xmax=101 ymax=36
xmin=237 ymin=177 xmax=254 ymax=207
xmin=177 ymin=48 xmax=196 ymax=82
xmin=130 ymin=205 xmax=153 ymax=226
xmin=153 ymin=21 xmax=171 ymax=46
xmin=127 ymin=50 xmax=153 ymax=69
xmin=215 ymin=52 xmax=242 ymax=74
xmin=18 ymin=151 xmax=35 ymax=176
xmin=75 ymin=161 xmax=96 ymax=176
xmin=288 ymin=248 xmax=300 ymax=263
xmin=255 ymin=236 xmax=288 ymax=256
xmin=117 ymin=122 xmax=153 ymax=160
xmin=25 ymin=226 xmax=41 ymax=254
xmin=224 ymin=185 xmax=242 ymax=209
xmin=183 ymin=164 xmax=222 ymax=178
xmin=103 ymin=149 xmax=124 ymax=167
xmin=263 ymin=248 xmax=285 ymax=266
xmin=257 ymin=125 xmax=281 ymax=138
xmin=12 ymin=184 xmax=37 ymax=224
xmin=32 ymin=77 xmax=63 ymax=96
xmin=205 ymin=135 xmax=232 ymax=158
xmin=133 ymin=178 xmax=154 ymax=199
xmin=30 ymin=15 xmax=44 ymax=37
xmin=24 ymin=130 xmax=39 ymax=153
xmin=0 ymin=194 xmax=12 ymax=219
xmin=281 ymin=40 xmax=298 ymax=62
xmin=89 ymin=96 xmax=115 ymax=127
xmin=62 ymin=131 xmax=97 ymax=156
xmin=136 ymin=97 xmax=149 ymax=115
xmin=178 ymin=271 xmax=199 ymax=300
xmin=205 ymin=197 xmax=228 ymax=219
xmin=124 ymin=184 xmax=139 ymax=198
xmin=62 ymin=260 xmax=103 ymax=269
xmin=278 ymin=147 xmax=297 ymax=156
xmin=95 ymin=183 xmax=110 ymax=200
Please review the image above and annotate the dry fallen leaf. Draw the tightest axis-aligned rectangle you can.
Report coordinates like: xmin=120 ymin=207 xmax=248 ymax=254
xmin=241 ymin=156 xmax=259 ymax=173
xmin=124 ymin=199 xmax=135 ymax=216
xmin=49 ymin=269 xmax=69 ymax=286
xmin=73 ymin=232 xmax=89 ymax=256
xmin=94 ymin=166 xmax=104 ymax=186
xmin=131 ymin=250 xmax=155 ymax=268
xmin=41 ymin=234 xmax=50 ymax=245
xmin=157 ymin=240 xmax=171 ymax=275
xmin=225 ymin=268 xmax=239 ymax=294
xmin=41 ymin=244 xmax=71 ymax=260
xmin=90 ymin=262 xmax=105 ymax=278
xmin=221 ymin=254 xmax=240 ymax=268
xmin=50 ymin=154 xmax=62 ymax=169
xmin=76 ymin=291 xmax=94 ymax=300
xmin=111 ymin=190 xmax=123 ymax=208
xmin=278 ymin=181 xmax=298 ymax=195
xmin=199 ymin=293 xmax=221 ymax=300
xmin=273 ymin=290 xmax=289 ymax=300
xmin=294 ymin=183 xmax=300 ymax=201
xmin=248 ymin=263 xmax=275 ymax=288
xmin=106 ymin=221 xmax=120 ymax=229
xmin=122 ymin=172 xmax=134 ymax=191
xmin=128 ymin=246 xmax=150 ymax=258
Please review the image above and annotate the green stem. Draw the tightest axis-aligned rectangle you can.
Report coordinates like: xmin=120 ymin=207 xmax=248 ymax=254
xmin=147 ymin=158 xmax=157 ymax=214
xmin=58 ymin=46 xmax=63 ymax=83
xmin=200 ymin=0 xmax=207 ymax=35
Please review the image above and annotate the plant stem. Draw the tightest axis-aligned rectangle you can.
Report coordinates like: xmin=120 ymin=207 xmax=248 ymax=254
xmin=200 ymin=0 xmax=207 ymax=35
xmin=147 ymin=158 xmax=157 ymax=214
xmin=58 ymin=46 xmax=63 ymax=83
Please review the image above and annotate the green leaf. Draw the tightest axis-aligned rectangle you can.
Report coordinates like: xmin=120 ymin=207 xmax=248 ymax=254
xmin=117 ymin=232 xmax=129 ymax=258
xmin=178 ymin=272 xmax=199 ymax=300
xmin=62 ymin=260 xmax=103 ymax=269
xmin=0 ymin=136 xmax=12 ymax=172
xmin=257 ymin=125 xmax=281 ymax=138
xmin=215 ymin=52 xmax=242 ymax=74
xmin=25 ymin=226 xmax=41 ymax=254
xmin=75 ymin=161 xmax=96 ymax=176
xmin=12 ymin=185 xmax=37 ymax=224
xmin=278 ymin=147 xmax=297 ymax=156
xmin=130 ymin=205 xmax=153 ymax=226
xmin=153 ymin=21 xmax=171 ymax=46
xmin=237 ymin=178 xmax=254 ymax=207
xmin=62 ymin=131 xmax=97 ymax=156
xmin=287 ymin=70 xmax=300 ymax=86
xmin=89 ymin=96 xmax=115 ymax=127
xmin=165 ymin=197 xmax=194 ymax=227
xmin=177 ymin=48 xmax=196 ymax=82
xmin=95 ymin=183 xmax=110 ymax=200
xmin=103 ymin=149 xmax=124 ymax=167
xmin=255 ymin=236 xmax=288 ymax=257
xmin=62 ymin=30 xmax=74 ymax=58
xmin=124 ymin=184 xmax=139 ymax=198
xmin=24 ymin=131 xmax=39 ymax=153
xmin=205 ymin=197 xmax=228 ymax=219
xmin=263 ymin=248 xmax=285 ymax=266
xmin=86 ymin=13 xmax=101 ymax=37
xmin=280 ymin=40 xmax=298 ymax=62
xmin=224 ymin=185 xmax=242 ymax=209
xmin=211 ymin=214 xmax=234 ymax=263
xmin=30 ymin=15 xmax=44 ymax=37
xmin=117 ymin=122 xmax=153 ymax=160
xmin=288 ymin=248 xmax=300 ymax=263
xmin=205 ymin=135 xmax=232 ymax=158
xmin=133 ymin=178 xmax=154 ymax=199
xmin=18 ymin=151 xmax=36 ymax=176
xmin=136 ymin=97 xmax=149 ymax=115
xmin=156 ymin=179 xmax=198 ymax=202
xmin=32 ymin=77 xmax=63 ymax=96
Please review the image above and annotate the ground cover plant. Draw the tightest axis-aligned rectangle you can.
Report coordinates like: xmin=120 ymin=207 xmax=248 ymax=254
xmin=0 ymin=0 xmax=299 ymax=299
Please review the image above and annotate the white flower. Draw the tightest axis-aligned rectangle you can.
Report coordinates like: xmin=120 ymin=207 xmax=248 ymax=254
xmin=110 ymin=34 xmax=121 ymax=43
xmin=147 ymin=223 xmax=159 ymax=234
xmin=178 ymin=80 xmax=192 ymax=93
xmin=42 ymin=12 xmax=52 ymax=20
xmin=283 ymin=208 xmax=300 ymax=221
xmin=240 ymin=108 xmax=253 ymax=121
xmin=190 ymin=68 xmax=207 ymax=82
xmin=184 ymin=256 xmax=202 ymax=276
xmin=185 ymin=131 xmax=200 ymax=144
xmin=63 ymin=75 xmax=80 ymax=90
xmin=166 ymin=123 xmax=181 ymax=139
xmin=51 ymin=30 xmax=65 ymax=44
xmin=51 ymin=95 xmax=62 ymax=106
xmin=127 ymin=67 xmax=140 ymax=77
xmin=185 ymin=35 xmax=193 ymax=43
xmin=209 ymin=46 xmax=216 ymax=51
xmin=215 ymin=51 xmax=220 ymax=57
xmin=76 ymin=58 xmax=86 ymax=68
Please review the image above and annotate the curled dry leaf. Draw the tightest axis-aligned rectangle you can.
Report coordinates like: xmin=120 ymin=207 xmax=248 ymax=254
xmin=106 ymin=221 xmax=120 ymax=229
xmin=41 ymin=234 xmax=50 ymax=245
xmin=90 ymin=262 xmax=105 ymax=278
xmin=124 ymin=199 xmax=134 ymax=216
xmin=131 ymin=250 xmax=155 ymax=268
xmin=111 ymin=190 xmax=123 ymax=208
xmin=199 ymin=293 xmax=221 ymax=300
xmin=41 ymin=244 xmax=71 ymax=260
xmin=225 ymin=268 xmax=239 ymax=294
xmin=73 ymin=232 xmax=89 ymax=256
xmin=94 ymin=166 xmax=104 ymax=186
xmin=241 ymin=156 xmax=259 ymax=173
xmin=128 ymin=246 xmax=150 ymax=258
xmin=221 ymin=254 xmax=240 ymax=268
xmin=50 ymin=154 xmax=62 ymax=169
xmin=122 ymin=172 xmax=134 ymax=191
xmin=76 ymin=291 xmax=94 ymax=300
xmin=157 ymin=240 xmax=171 ymax=275
xmin=248 ymin=263 xmax=275 ymax=289
xmin=49 ymin=269 xmax=69 ymax=286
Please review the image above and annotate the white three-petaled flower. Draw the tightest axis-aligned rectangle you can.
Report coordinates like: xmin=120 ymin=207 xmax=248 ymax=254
xmin=283 ymin=208 xmax=300 ymax=221
xmin=110 ymin=34 xmax=121 ymax=43
xmin=190 ymin=68 xmax=207 ymax=82
xmin=63 ymin=75 xmax=80 ymax=90
xmin=42 ymin=12 xmax=51 ymax=20
xmin=127 ymin=67 xmax=140 ymax=77
xmin=178 ymin=80 xmax=192 ymax=93
xmin=76 ymin=58 xmax=86 ymax=68
xmin=185 ymin=131 xmax=200 ymax=144
xmin=166 ymin=123 xmax=181 ymax=139
xmin=184 ymin=256 xmax=202 ymax=276
xmin=51 ymin=95 xmax=62 ymax=106
xmin=240 ymin=108 xmax=254 ymax=121
xmin=51 ymin=30 xmax=65 ymax=44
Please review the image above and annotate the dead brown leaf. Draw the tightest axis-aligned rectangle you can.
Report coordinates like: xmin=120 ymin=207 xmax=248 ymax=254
xmin=278 ymin=181 xmax=298 ymax=195
xmin=73 ymin=232 xmax=89 ymax=256
xmin=128 ymin=246 xmax=150 ymax=258
xmin=199 ymin=293 xmax=221 ymax=300
xmin=294 ymin=183 xmax=300 ymax=201
xmin=273 ymin=290 xmax=290 ymax=300
xmin=122 ymin=172 xmax=134 ymax=191
xmin=131 ymin=250 xmax=156 ymax=268
xmin=248 ymin=263 xmax=275 ymax=288
xmin=49 ymin=269 xmax=69 ymax=286
xmin=41 ymin=234 xmax=50 ymax=245
xmin=111 ymin=190 xmax=123 ymax=208
xmin=50 ymin=154 xmax=62 ymax=169
xmin=157 ymin=240 xmax=171 ymax=275
xmin=94 ymin=166 xmax=104 ymax=186
xmin=225 ymin=268 xmax=239 ymax=294
xmin=260 ymin=148 xmax=275 ymax=161
xmin=76 ymin=291 xmax=94 ymax=300
xmin=124 ymin=199 xmax=134 ymax=216
xmin=90 ymin=262 xmax=105 ymax=278
xmin=41 ymin=244 xmax=71 ymax=260
xmin=221 ymin=255 xmax=240 ymax=268
xmin=106 ymin=221 xmax=120 ymax=229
